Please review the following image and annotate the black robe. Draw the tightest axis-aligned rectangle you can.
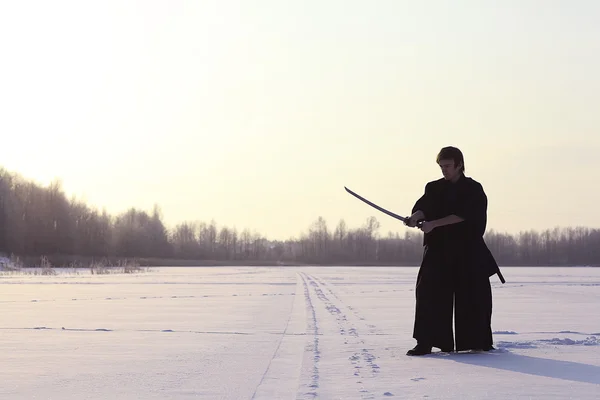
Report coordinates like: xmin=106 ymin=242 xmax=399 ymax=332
xmin=411 ymin=174 xmax=504 ymax=351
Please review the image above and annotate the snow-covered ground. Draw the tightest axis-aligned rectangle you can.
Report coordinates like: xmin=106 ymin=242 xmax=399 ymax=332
xmin=1 ymin=266 xmax=599 ymax=399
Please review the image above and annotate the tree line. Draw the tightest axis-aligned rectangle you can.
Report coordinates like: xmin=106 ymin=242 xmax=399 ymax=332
xmin=1 ymin=167 xmax=599 ymax=267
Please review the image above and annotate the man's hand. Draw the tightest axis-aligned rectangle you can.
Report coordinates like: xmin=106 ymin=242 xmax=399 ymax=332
xmin=419 ymin=220 xmax=437 ymax=234
xmin=405 ymin=210 xmax=425 ymax=227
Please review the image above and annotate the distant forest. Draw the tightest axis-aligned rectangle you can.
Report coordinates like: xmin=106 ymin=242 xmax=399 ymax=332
xmin=1 ymin=167 xmax=599 ymax=267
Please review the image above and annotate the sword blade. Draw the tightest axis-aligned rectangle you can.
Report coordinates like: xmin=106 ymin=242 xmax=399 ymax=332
xmin=344 ymin=186 xmax=410 ymax=223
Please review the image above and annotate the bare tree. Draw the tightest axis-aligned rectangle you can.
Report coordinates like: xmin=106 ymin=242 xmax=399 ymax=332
xmin=1 ymin=164 xmax=600 ymax=267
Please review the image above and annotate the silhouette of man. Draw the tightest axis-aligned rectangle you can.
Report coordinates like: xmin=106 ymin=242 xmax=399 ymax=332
xmin=405 ymin=146 xmax=504 ymax=355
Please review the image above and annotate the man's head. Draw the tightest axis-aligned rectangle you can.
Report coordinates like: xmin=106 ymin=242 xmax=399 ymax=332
xmin=436 ymin=146 xmax=464 ymax=181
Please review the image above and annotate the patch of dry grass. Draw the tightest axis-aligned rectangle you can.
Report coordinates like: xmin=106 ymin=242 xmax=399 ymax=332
xmin=0 ymin=254 xmax=151 ymax=276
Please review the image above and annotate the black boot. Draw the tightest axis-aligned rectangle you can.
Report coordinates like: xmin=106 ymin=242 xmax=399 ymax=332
xmin=406 ymin=343 xmax=432 ymax=356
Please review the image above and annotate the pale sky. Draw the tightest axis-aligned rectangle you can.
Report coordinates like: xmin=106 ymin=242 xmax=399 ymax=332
xmin=1 ymin=1 xmax=599 ymax=240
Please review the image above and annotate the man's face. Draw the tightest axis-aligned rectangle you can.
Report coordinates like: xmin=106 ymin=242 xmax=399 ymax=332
xmin=438 ymin=159 xmax=462 ymax=181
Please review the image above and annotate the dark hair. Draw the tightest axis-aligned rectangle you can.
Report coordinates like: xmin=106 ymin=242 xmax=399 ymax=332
xmin=436 ymin=146 xmax=465 ymax=173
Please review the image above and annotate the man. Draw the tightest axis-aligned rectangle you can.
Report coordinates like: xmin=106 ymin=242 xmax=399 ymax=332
xmin=404 ymin=146 xmax=504 ymax=356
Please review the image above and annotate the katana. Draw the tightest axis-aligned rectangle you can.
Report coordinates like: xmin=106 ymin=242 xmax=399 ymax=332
xmin=344 ymin=186 xmax=423 ymax=228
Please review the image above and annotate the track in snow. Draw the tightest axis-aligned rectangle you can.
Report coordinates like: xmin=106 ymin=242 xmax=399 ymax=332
xmin=298 ymin=272 xmax=387 ymax=400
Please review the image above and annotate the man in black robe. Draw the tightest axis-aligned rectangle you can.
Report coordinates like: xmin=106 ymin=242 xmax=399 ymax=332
xmin=405 ymin=146 xmax=505 ymax=356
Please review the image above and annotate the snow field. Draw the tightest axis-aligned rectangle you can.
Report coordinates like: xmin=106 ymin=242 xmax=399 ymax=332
xmin=1 ymin=266 xmax=599 ymax=399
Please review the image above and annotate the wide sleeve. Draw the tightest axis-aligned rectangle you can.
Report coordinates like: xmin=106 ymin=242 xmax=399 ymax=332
xmin=411 ymin=182 xmax=432 ymax=218
xmin=453 ymin=181 xmax=487 ymax=237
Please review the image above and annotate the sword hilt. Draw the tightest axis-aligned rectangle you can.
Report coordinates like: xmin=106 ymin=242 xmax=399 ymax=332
xmin=404 ymin=218 xmax=424 ymax=229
